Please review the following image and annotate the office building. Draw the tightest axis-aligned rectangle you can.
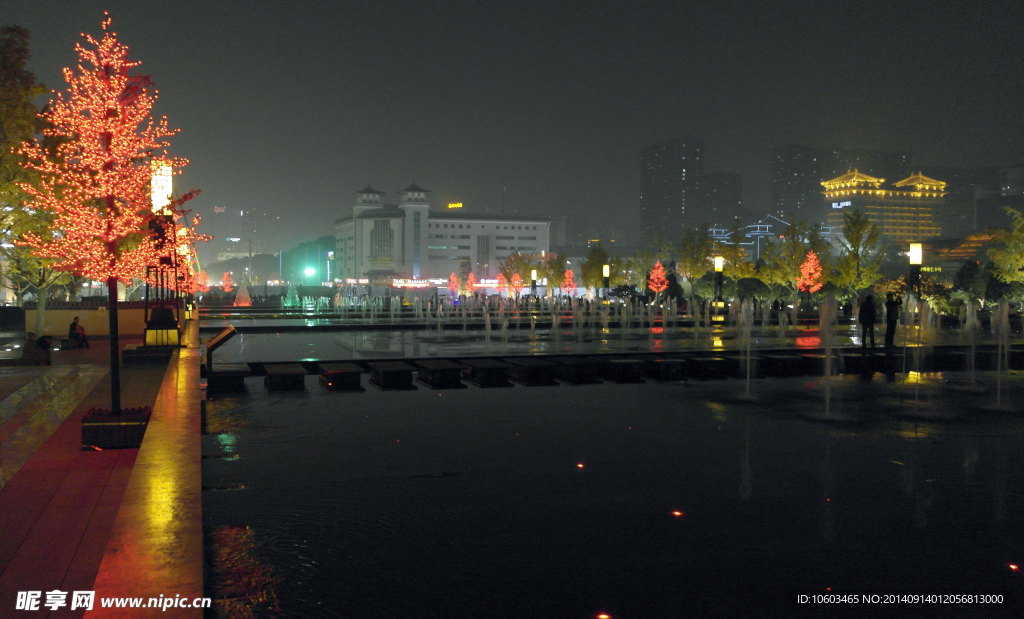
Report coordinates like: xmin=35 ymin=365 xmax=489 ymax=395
xmin=334 ymin=185 xmax=550 ymax=284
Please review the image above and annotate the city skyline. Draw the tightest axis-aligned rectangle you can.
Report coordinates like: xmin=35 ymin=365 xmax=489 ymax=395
xmin=5 ymin=0 xmax=1023 ymax=251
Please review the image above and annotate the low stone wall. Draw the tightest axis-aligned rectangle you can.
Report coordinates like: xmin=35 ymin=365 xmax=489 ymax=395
xmin=23 ymin=301 xmax=184 ymax=338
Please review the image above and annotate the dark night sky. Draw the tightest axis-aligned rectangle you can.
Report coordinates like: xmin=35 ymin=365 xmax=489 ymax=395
xmin=6 ymin=0 xmax=1024 ymax=255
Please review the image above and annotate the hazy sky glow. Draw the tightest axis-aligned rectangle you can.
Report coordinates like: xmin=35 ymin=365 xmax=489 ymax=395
xmin=7 ymin=0 xmax=1023 ymax=250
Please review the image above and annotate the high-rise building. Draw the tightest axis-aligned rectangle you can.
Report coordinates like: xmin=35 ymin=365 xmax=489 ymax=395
xmin=640 ymin=136 xmax=704 ymax=244
xmin=702 ymin=172 xmax=743 ymax=224
xmin=772 ymin=145 xmax=911 ymax=220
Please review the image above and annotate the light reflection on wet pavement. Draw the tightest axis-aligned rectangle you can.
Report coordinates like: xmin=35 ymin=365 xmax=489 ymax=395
xmin=202 ymin=371 xmax=1024 ymax=617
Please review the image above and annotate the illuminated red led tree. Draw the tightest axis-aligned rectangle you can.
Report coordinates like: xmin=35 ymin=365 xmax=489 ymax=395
xmin=560 ymin=269 xmax=575 ymax=296
xmin=797 ymin=250 xmax=824 ymax=294
xmin=447 ymin=272 xmax=459 ymax=297
xmin=797 ymin=250 xmax=824 ymax=311
xmin=496 ymin=273 xmax=506 ymax=295
xmin=511 ymin=272 xmax=524 ymax=298
xmin=17 ymin=15 xmax=197 ymax=413
xmin=466 ymin=271 xmax=477 ymax=294
xmin=222 ymin=271 xmax=234 ymax=293
xmin=648 ymin=260 xmax=668 ymax=297
xmin=196 ymin=270 xmax=210 ymax=293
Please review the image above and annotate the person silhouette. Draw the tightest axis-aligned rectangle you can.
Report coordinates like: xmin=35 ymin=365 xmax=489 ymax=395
xmin=858 ymin=295 xmax=877 ymax=348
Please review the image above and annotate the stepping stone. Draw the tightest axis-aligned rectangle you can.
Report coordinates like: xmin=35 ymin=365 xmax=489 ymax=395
xmin=597 ymin=358 xmax=646 ymax=383
xmin=503 ymin=357 xmax=559 ymax=387
xmin=318 ymin=362 xmax=365 ymax=392
xmin=207 ymin=363 xmax=251 ymax=393
xmin=264 ymin=363 xmax=308 ymax=390
xmin=415 ymin=360 xmax=466 ymax=389
xmin=798 ymin=353 xmax=828 ymax=376
xmin=685 ymin=356 xmax=729 ymax=381
xmin=548 ymin=356 xmax=601 ymax=385
xmin=461 ymin=359 xmax=513 ymax=388
xmin=645 ymin=358 xmax=686 ymax=381
xmin=759 ymin=354 xmax=804 ymax=377
xmin=369 ymin=361 xmax=417 ymax=391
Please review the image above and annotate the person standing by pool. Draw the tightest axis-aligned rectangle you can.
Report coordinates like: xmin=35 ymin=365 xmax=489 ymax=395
xmin=884 ymin=293 xmax=902 ymax=348
xmin=859 ymin=295 xmax=877 ymax=348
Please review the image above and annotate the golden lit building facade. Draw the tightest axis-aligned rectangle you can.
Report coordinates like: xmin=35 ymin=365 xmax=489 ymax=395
xmin=822 ymin=170 xmax=945 ymax=243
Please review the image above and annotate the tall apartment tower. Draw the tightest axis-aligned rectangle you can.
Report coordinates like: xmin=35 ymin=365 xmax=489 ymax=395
xmin=702 ymin=172 xmax=743 ymax=224
xmin=640 ymin=136 xmax=704 ymax=243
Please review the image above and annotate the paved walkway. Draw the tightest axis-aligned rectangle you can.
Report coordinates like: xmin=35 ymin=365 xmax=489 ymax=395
xmin=0 ymin=326 xmax=198 ymax=619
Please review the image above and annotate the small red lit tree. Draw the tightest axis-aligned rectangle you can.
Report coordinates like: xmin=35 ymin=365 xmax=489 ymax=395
xmin=17 ymin=15 xmax=198 ymax=413
xmin=222 ymin=271 xmax=234 ymax=293
xmin=648 ymin=260 xmax=668 ymax=299
xmin=196 ymin=270 xmax=210 ymax=293
xmin=447 ymin=272 xmax=459 ymax=297
xmin=496 ymin=273 xmax=506 ymax=295
xmin=797 ymin=250 xmax=824 ymax=310
xmin=511 ymin=272 xmax=524 ymax=298
xmin=797 ymin=250 xmax=824 ymax=294
xmin=560 ymin=269 xmax=575 ymax=296
xmin=466 ymin=271 xmax=477 ymax=296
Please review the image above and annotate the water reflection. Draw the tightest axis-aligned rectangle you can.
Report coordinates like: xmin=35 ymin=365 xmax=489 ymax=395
xmin=202 ymin=376 xmax=1024 ymax=617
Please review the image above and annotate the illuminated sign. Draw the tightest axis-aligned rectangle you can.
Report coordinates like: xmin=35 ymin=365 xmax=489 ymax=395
xmin=447 ymin=203 xmax=463 ymax=209
xmin=213 ymin=206 xmax=226 ymax=213
xmin=226 ymin=237 xmax=241 ymax=242
xmin=151 ymin=161 xmax=173 ymax=215
xmin=922 ymin=266 xmax=942 ymax=273
xmin=345 ymin=278 xmax=370 ymax=284
xmin=392 ymin=279 xmax=430 ymax=288
xmin=831 ymin=201 xmax=851 ymax=209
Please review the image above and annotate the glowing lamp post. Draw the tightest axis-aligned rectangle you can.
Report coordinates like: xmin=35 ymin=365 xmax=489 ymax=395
xmin=908 ymin=243 xmax=922 ymax=298
xmin=602 ymin=264 xmax=610 ymax=300
xmin=304 ymin=267 xmax=315 ymax=285
xmin=713 ymin=256 xmax=724 ymax=302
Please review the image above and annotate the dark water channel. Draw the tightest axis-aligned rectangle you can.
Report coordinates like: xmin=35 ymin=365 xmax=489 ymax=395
xmin=202 ymin=373 xmax=1024 ymax=618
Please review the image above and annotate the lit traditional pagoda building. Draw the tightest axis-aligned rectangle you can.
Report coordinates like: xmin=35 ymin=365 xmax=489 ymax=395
xmin=822 ymin=170 xmax=945 ymax=243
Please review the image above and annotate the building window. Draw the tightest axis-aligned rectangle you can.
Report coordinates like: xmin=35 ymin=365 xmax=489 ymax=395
xmin=370 ymin=220 xmax=394 ymax=265
xmin=496 ymin=236 xmax=514 ymax=240
xmin=518 ymin=236 xmax=536 ymax=240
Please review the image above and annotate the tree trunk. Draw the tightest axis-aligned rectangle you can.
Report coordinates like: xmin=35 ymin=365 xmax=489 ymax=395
xmin=108 ymin=277 xmax=121 ymax=414
xmin=34 ymin=291 xmax=46 ymax=336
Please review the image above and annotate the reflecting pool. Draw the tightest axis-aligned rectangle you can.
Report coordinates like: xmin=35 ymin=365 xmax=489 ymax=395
xmin=202 ymin=373 xmax=1024 ymax=618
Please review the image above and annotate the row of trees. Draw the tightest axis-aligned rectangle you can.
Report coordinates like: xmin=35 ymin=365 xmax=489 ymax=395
xmin=496 ymin=207 xmax=1024 ymax=311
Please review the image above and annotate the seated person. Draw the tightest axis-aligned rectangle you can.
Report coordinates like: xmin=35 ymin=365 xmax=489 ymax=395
xmin=21 ymin=332 xmax=51 ymax=366
xmin=68 ymin=316 xmax=90 ymax=348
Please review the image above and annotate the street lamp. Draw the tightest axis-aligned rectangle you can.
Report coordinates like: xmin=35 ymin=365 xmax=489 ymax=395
xmin=304 ymin=266 xmax=315 ymax=285
xmin=602 ymin=264 xmax=610 ymax=300
xmin=908 ymin=243 xmax=922 ymax=298
xmin=713 ymin=256 xmax=724 ymax=302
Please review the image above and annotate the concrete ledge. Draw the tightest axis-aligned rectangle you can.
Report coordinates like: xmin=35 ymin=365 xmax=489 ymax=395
xmin=85 ymin=348 xmax=203 ymax=618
